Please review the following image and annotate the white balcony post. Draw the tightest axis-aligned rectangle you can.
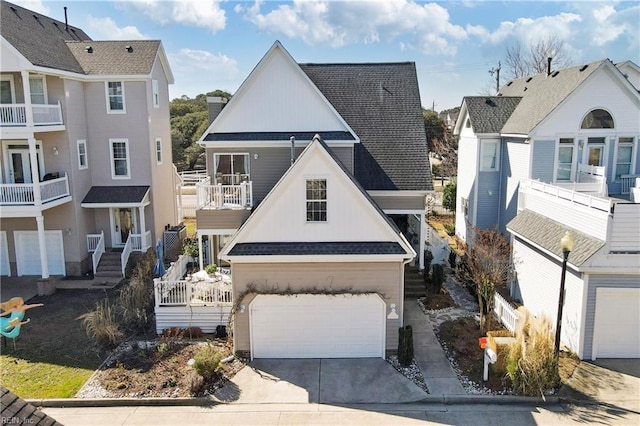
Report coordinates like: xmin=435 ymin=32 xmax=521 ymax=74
xmin=27 ymin=136 xmax=42 ymax=204
xmin=35 ymin=215 xmax=49 ymax=279
xmin=138 ymin=206 xmax=147 ymax=251
xmin=20 ymin=71 xmax=34 ymax=126
xmin=198 ymin=233 xmax=204 ymax=271
xmin=419 ymin=211 xmax=426 ymax=270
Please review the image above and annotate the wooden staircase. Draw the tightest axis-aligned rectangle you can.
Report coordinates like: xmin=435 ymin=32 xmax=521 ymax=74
xmin=404 ymin=264 xmax=426 ymax=299
xmin=94 ymin=251 xmax=123 ymax=278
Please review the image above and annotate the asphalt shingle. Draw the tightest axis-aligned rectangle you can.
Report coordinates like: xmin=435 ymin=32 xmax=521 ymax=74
xmin=81 ymin=186 xmax=149 ymax=204
xmin=463 ymin=96 xmax=521 ymax=134
xmin=228 ymin=241 xmax=406 ymax=256
xmin=66 ymin=40 xmax=160 ymax=75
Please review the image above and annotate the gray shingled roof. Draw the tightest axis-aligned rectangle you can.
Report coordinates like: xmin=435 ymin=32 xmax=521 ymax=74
xmin=1 ymin=386 xmax=62 ymax=426
xmin=463 ymin=96 xmax=521 ymax=134
xmin=227 ymin=241 xmax=406 ymax=256
xmin=203 ymin=131 xmax=355 ymax=142
xmin=82 ymin=186 xmax=149 ymax=204
xmin=507 ymin=209 xmax=605 ymax=267
xmin=1 ymin=0 xmax=90 ymax=73
xmin=300 ymin=63 xmax=432 ymax=191
xmin=66 ymin=40 xmax=161 ymax=75
xmin=497 ymin=60 xmax=605 ymax=134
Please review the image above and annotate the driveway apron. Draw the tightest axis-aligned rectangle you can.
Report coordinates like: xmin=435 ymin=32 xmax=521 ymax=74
xmin=213 ymin=358 xmax=427 ymax=404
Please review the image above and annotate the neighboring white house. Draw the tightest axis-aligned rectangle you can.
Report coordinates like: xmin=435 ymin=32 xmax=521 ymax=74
xmin=0 ymin=1 xmax=177 ymax=278
xmin=454 ymin=59 xmax=640 ymax=360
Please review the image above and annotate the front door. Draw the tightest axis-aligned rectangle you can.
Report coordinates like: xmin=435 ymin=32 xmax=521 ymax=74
xmin=112 ymin=208 xmax=138 ymax=246
xmin=7 ymin=149 xmax=35 ymax=183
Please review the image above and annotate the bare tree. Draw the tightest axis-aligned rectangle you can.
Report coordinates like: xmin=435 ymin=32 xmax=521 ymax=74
xmin=504 ymin=36 xmax=573 ymax=80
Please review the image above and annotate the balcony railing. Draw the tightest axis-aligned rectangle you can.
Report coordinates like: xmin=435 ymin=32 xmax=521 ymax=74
xmin=0 ymin=102 xmax=63 ymax=126
xmin=0 ymin=174 xmax=70 ymax=205
xmin=197 ymin=181 xmax=253 ymax=209
xmin=522 ymin=179 xmax=612 ymax=213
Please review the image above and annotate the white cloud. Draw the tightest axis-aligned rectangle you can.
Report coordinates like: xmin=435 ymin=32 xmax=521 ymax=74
xmin=236 ymin=0 xmax=467 ymax=55
xmin=588 ymin=3 xmax=639 ymax=47
xmin=118 ymin=0 xmax=226 ymax=34
xmin=168 ymin=48 xmax=240 ymax=97
xmin=85 ymin=15 xmax=148 ymax=40
xmin=9 ymin=0 xmax=49 ymax=15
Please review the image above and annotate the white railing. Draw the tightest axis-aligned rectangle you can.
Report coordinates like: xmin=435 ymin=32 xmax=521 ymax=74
xmin=196 ymin=181 xmax=253 ymax=209
xmin=179 ymin=170 xmax=209 ymax=185
xmin=163 ymin=254 xmax=193 ymax=282
xmin=0 ymin=102 xmax=63 ymax=126
xmin=215 ymin=173 xmax=250 ymax=185
xmin=88 ymin=231 xmax=105 ymax=274
xmin=154 ymin=279 xmax=233 ymax=307
xmin=493 ymin=292 xmax=520 ymax=333
xmin=130 ymin=231 xmax=152 ymax=252
xmin=121 ymin=233 xmax=133 ymax=277
xmin=523 ymin=179 xmax=612 ymax=213
xmin=621 ymin=175 xmax=640 ymax=195
xmin=0 ymin=174 xmax=70 ymax=205
xmin=425 ymin=225 xmax=450 ymax=266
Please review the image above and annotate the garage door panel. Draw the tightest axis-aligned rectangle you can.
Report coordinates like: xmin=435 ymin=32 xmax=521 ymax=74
xmin=14 ymin=231 xmax=65 ymax=276
xmin=250 ymin=294 xmax=385 ymax=359
xmin=593 ymin=288 xmax=640 ymax=359
xmin=0 ymin=231 xmax=10 ymax=276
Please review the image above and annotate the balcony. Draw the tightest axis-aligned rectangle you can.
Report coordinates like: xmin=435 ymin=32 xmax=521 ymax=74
xmin=0 ymin=102 xmax=64 ymax=127
xmin=197 ymin=180 xmax=253 ymax=210
xmin=0 ymin=174 xmax=70 ymax=206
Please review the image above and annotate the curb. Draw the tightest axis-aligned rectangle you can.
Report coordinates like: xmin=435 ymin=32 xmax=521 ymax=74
xmin=28 ymin=394 xmax=559 ymax=408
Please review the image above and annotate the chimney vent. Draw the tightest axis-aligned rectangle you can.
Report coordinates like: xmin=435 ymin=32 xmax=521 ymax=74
xmin=547 ymin=57 xmax=552 ymax=76
xmin=85 ymin=46 xmax=93 ymax=53
xmin=64 ymin=6 xmax=68 ymax=30
xmin=206 ymin=97 xmax=227 ymax=125
xmin=125 ymin=45 xmax=133 ymax=53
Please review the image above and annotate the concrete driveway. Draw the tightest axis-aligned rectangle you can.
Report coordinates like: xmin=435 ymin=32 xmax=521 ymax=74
xmin=559 ymin=359 xmax=640 ymax=412
xmin=212 ymin=358 xmax=428 ymax=404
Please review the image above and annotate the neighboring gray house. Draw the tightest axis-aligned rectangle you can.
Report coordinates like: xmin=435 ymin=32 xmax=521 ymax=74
xmin=0 ymin=0 xmax=177 ymax=278
xmin=454 ymin=59 xmax=640 ymax=359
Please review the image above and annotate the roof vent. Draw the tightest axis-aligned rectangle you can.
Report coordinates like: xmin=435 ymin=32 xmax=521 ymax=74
xmin=125 ymin=45 xmax=133 ymax=53
xmin=579 ymin=64 xmax=589 ymax=72
xmin=525 ymin=77 xmax=533 ymax=83
xmin=85 ymin=46 xmax=93 ymax=53
xmin=523 ymin=87 xmax=528 ymax=92
xmin=552 ymin=71 xmax=560 ymax=77
xmin=506 ymin=81 xmax=513 ymax=86
xmin=485 ymin=99 xmax=496 ymax=107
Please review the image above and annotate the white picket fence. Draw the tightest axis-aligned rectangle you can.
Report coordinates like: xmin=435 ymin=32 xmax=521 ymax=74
xmin=493 ymin=292 xmax=520 ymax=332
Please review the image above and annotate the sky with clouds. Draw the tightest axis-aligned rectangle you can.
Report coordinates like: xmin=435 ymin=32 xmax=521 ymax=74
xmin=13 ymin=0 xmax=640 ymax=110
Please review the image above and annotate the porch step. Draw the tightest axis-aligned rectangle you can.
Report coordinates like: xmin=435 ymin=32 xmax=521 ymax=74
xmin=95 ymin=252 xmax=123 ymax=278
xmin=404 ymin=265 xmax=426 ymax=299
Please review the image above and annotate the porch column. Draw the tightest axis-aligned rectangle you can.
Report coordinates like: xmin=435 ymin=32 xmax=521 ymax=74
xmin=198 ymin=233 xmax=204 ymax=271
xmin=35 ymin=215 xmax=49 ymax=278
xmin=21 ymin=71 xmax=34 ymax=126
xmin=138 ymin=206 xmax=146 ymax=250
xmin=419 ymin=212 xmax=426 ymax=270
xmin=28 ymin=136 xmax=41 ymax=204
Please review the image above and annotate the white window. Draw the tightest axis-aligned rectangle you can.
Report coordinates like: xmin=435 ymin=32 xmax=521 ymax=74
xmin=109 ymin=138 xmax=130 ymax=178
xmin=214 ymin=153 xmax=250 ymax=184
xmin=29 ymin=76 xmax=47 ymax=104
xmin=615 ymin=137 xmax=635 ymax=180
xmin=556 ymin=138 xmax=575 ymax=181
xmin=306 ymin=179 xmax=327 ymax=222
xmin=77 ymin=140 xmax=88 ymax=170
xmin=152 ymin=79 xmax=159 ymax=108
xmin=106 ymin=81 xmax=125 ymax=113
xmin=0 ymin=75 xmax=16 ymax=103
xmin=155 ymin=138 xmax=162 ymax=165
xmin=480 ymin=141 xmax=500 ymax=171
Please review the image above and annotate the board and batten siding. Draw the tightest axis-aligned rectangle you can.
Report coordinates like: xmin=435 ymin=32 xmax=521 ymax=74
xmin=530 ymin=140 xmax=555 ymax=182
xmin=196 ymin=209 xmax=251 ymax=231
xmin=206 ymin=146 xmax=353 ymax=203
xmin=583 ymin=274 xmax=640 ymax=360
xmin=475 ymin=171 xmax=500 ymax=230
xmin=609 ymin=203 xmax=640 ymax=253
xmin=369 ymin=194 xmax=425 ymax=211
xmin=501 ymin=140 xmax=531 ymax=233
xmin=231 ymin=261 xmax=403 ymax=355
xmin=512 ymin=237 xmax=585 ymax=355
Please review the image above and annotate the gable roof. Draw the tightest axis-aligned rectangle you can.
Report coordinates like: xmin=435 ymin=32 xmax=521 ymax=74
xmin=460 ymin=96 xmax=521 ymax=134
xmin=220 ymin=135 xmax=415 ymax=261
xmin=507 ymin=209 xmax=605 ymax=267
xmin=300 ymin=62 xmax=432 ymax=191
xmin=1 ymin=0 xmax=90 ymax=73
xmin=66 ymin=40 xmax=161 ymax=75
xmin=497 ymin=60 xmax=605 ymax=134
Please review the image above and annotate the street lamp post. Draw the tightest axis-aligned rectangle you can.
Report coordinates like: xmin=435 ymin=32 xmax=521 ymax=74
xmin=554 ymin=231 xmax=574 ymax=359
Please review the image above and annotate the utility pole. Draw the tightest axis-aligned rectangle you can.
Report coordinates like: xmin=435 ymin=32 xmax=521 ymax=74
xmin=489 ymin=61 xmax=501 ymax=94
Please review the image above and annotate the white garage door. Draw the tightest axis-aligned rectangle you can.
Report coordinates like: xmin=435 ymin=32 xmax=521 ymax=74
xmin=0 ymin=231 xmax=10 ymax=276
xmin=593 ymin=288 xmax=640 ymax=359
xmin=250 ymin=294 xmax=386 ymax=359
xmin=14 ymin=231 xmax=65 ymax=276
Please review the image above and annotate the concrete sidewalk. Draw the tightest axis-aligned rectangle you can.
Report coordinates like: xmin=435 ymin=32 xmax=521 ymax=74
xmin=404 ymin=301 xmax=466 ymax=395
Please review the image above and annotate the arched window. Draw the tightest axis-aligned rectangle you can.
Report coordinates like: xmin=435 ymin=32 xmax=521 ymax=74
xmin=581 ymin=109 xmax=614 ymax=129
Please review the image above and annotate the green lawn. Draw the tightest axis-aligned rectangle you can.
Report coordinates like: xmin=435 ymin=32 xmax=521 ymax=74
xmin=0 ymin=288 xmax=110 ymax=398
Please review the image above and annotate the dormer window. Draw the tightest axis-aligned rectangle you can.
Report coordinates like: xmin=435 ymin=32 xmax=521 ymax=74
xmin=306 ymin=179 xmax=327 ymax=222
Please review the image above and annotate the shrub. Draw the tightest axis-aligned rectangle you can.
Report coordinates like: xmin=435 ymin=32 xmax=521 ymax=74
xmin=506 ymin=315 xmax=559 ymax=396
xmin=119 ymin=249 xmax=155 ymax=333
xmin=442 ymin=180 xmax=457 ymax=212
xmin=77 ymin=299 xmax=123 ymax=349
xmin=443 ymin=222 xmax=455 ymax=236
xmin=192 ymin=343 xmax=223 ymax=380
xmin=431 ymin=264 xmax=445 ymax=291
xmin=205 ymin=264 xmax=217 ymax=275
xmin=182 ymin=238 xmax=199 ymax=258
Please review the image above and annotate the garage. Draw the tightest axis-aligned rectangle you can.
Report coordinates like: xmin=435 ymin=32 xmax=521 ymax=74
xmin=249 ymin=293 xmax=386 ymax=359
xmin=592 ymin=288 xmax=640 ymax=359
xmin=1 ymin=231 xmax=10 ymax=276
xmin=14 ymin=230 xmax=65 ymax=276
